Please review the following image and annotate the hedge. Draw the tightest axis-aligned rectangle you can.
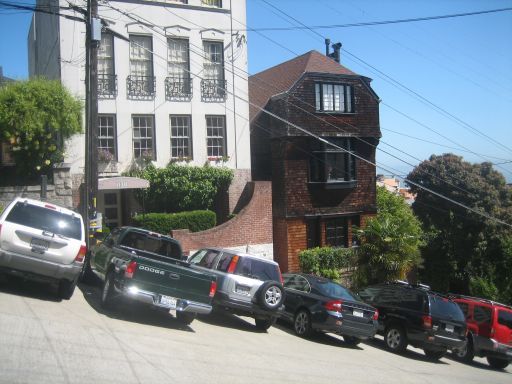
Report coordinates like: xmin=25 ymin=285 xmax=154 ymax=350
xmin=131 ymin=210 xmax=216 ymax=234
xmin=298 ymin=247 xmax=356 ymax=281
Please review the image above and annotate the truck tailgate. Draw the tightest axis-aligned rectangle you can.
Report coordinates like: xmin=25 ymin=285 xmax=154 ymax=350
xmin=130 ymin=255 xmax=215 ymax=305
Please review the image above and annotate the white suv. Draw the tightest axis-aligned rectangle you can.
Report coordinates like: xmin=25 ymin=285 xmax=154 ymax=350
xmin=0 ymin=197 xmax=86 ymax=299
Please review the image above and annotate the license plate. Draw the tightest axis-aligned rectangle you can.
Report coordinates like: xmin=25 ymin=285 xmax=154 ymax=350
xmin=235 ymin=284 xmax=251 ymax=295
xmin=160 ymin=295 xmax=177 ymax=309
xmin=445 ymin=324 xmax=454 ymax=333
xmin=31 ymin=237 xmax=49 ymax=252
xmin=353 ymin=310 xmax=364 ymax=318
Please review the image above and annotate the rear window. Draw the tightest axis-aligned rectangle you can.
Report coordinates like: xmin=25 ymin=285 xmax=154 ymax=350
xmin=315 ymin=280 xmax=360 ymax=302
xmin=120 ymin=231 xmax=182 ymax=260
xmin=429 ymin=295 xmax=465 ymax=321
xmin=498 ymin=310 xmax=512 ymax=330
xmin=234 ymin=257 xmax=280 ymax=281
xmin=6 ymin=202 xmax=82 ymax=240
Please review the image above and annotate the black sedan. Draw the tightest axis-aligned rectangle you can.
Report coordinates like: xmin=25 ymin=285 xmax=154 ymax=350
xmin=280 ymin=273 xmax=379 ymax=345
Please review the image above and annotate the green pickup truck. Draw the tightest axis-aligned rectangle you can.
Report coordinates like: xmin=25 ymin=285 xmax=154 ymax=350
xmin=86 ymin=226 xmax=217 ymax=325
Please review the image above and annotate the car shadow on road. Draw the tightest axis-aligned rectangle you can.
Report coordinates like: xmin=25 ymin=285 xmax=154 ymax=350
xmin=362 ymin=336 xmax=449 ymax=364
xmin=77 ymin=281 xmax=195 ymax=333
xmin=196 ymin=310 xmax=264 ymax=333
xmin=443 ymin=353 xmax=511 ymax=373
xmin=272 ymin=319 xmax=365 ymax=349
xmin=0 ymin=274 xmax=62 ymax=302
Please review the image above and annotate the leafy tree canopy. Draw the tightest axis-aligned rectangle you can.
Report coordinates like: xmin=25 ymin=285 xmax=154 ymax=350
xmin=354 ymin=186 xmax=424 ymax=287
xmin=0 ymin=78 xmax=82 ymax=178
xmin=407 ymin=153 xmax=512 ymax=303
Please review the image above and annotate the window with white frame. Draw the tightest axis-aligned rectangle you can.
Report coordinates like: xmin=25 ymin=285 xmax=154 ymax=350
xmin=129 ymin=35 xmax=153 ymax=77
xmin=206 ymin=115 xmax=226 ymax=158
xmin=315 ymin=83 xmax=353 ymax=113
xmin=97 ymin=115 xmax=117 ymax=161
xmin=167 ymin=38 xmax=191 ymax=97
xmin=202 ymin=0 xmax=221 ymax=7
xmin=170 ymin=115 xmax=192 ymax=159
xmin=203 ymin=41 xmax=224 ymax=81
xmin=98 ymin=33 xmax=114 ymax=76
xmin=132 ymin=115 xmax=155 ymax=160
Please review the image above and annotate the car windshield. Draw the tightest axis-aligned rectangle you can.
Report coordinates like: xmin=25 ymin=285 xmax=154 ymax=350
xmin=316 ymin=280 xmax=360 ymax=302
xmin=234 ymin=257 xmax=280 ymax=281
xmin=429 ymin=295 xmax=465 ymax=321
xmin=498 ymin=310 xmax=512 ymax=330
xmin=6 ymin=202 xmax=82 ymax=240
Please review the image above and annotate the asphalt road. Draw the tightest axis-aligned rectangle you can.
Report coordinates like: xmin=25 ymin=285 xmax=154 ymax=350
xmin=0 ymin=276 xmax=510 ymax=384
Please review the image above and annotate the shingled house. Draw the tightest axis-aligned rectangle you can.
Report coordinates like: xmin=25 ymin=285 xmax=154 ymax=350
xmin=249 ymin=47 xmax=381 ymax=272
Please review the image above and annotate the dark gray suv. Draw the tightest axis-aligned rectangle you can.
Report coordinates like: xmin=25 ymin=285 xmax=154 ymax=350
xmin=188 ymin=248 xmax=285 ymax=330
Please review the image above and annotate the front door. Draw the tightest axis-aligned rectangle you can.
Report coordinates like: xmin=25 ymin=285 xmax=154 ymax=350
xmin=97 ymin=190 xmax=122 ymax=229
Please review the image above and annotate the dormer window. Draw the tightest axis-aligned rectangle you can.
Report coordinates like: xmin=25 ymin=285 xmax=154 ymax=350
xmin=315 ymin=83 xmax=353 ymax=113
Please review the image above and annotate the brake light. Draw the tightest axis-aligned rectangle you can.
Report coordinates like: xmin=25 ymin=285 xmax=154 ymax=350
xmin=44 ymin=204 xmax=56 ymax=210
xmin=372 ymin=309 xmax=379 ymax=320
xmin=74 ymin=244 xmax=87 ymax=263
xmin=324 ymin=300 xmax=343 ymax=313
xmin=209 ymin=280 xmax=217 ymax=298
xmin=227 ymin=255 xmax=239 ymax=274
xmin=125 ymin=261 xmax=137 ymax=279
xmin=422 ymin=315 xmax=433 ymax=329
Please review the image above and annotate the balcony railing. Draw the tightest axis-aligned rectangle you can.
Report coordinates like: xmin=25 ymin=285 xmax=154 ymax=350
xmin=98 ymin=74 xmax=117 ymax=99
xmin=201 ymin=79 xmax=227 ymax=102
xmin=165 ymin=76 xmax=193 ymax=101
xmin=127 ymin=75 xmax=156 ymax=99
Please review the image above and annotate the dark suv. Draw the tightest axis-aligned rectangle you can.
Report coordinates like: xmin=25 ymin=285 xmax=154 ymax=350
xmin=450 ymin=294 xmax=512 ymax=369
xmin=358 ymin=281 xmax=467 ymax=360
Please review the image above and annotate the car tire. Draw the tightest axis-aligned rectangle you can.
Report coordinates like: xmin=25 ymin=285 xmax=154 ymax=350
xmin=101 ymin=271 xmax=116 ymax=309
xmin=486 ymin=357 xmax=509 ymax=370
xmin=294 ymin=309 xmax=312 ymax=337
xmin=424 ymin=348 xmax=446 ymax=360
xmin=343 ymin=336 xmax=361 ymax=346
xmin=453 ymin=337 xmax=475 ymax=363
xmin=255 ymin=317 xmax=275 ymax=331
xmin=176 ymin=311 xmax=196 ymax=326
xmin=79 ymin=252 xmax=94 ymax=284
xmin=58 ymin=278 xmax=77 ymax=300
xmin=384 ymin=325 xmax=408 ymax=353
xmin=258 ymin=281 xmax=285 ymax=311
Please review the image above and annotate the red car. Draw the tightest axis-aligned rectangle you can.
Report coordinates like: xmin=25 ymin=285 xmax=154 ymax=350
xmin=450 ymin=294 xmax=512 ymax=369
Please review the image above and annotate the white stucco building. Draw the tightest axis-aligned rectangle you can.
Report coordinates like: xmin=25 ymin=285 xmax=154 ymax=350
xmin=28 ymin=0 xmax=251 ymax=226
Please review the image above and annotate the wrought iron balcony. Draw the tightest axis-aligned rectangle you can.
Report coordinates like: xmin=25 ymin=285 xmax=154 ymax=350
xmin=127 ymin=75 xmax=156 ymax=99
xmin=165 ymin=76 xmax=193 ymax=101
xmin=200 ymin=79 xmax=227 ymax=102
xmin=98 ymin=74 xmax=117 ymax=99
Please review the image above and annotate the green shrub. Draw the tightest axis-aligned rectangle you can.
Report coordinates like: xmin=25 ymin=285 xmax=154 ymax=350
xmin=298 ymin=247 xmax=356 ymax=280
xmin=129 ymin=163 xmax=233 ymax=213
xmin=131 ymin=210 xmax=216 ymax=234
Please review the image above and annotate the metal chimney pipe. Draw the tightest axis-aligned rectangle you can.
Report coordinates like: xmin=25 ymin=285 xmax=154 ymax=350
xmin=332 ymin=42 xmax=342 ymax=63
xmin=325 ymin=38 xmax=331 ymax=56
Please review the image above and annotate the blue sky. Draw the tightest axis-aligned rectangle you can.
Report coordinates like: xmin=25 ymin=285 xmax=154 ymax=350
xmin=1 ymin=0 xmax=512 ymax=181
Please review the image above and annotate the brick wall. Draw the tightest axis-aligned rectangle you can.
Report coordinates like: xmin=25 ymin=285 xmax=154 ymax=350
xmin=172 ymin=181 xmax=273 ymax=255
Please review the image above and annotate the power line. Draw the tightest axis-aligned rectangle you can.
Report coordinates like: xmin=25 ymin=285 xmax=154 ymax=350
xmin=101 ymin=3 xmax=511 ymax=228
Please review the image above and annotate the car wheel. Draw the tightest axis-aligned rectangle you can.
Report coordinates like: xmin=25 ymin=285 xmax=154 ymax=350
xmin=343 ymin=336 xmax=361 ymax=346
xmin=384 ymin=325 xmax=408 ymax=353
xmin=486 ymin=357 xmax=509 ymax=370
xmin=258 ymin=281 xmax=285 ymax=311
xmin=58 ymin=278 xmax=77 ymax=300
xmin=424 ymin=348 xmax=446 ymax=360
xmin=255 ymin=317 xmax=275 ymax=331
xmin=101 ymin=271 xmax=116 ymax=309
xmin=79 ymin=252 xmax=94 ymax=284
xmin=294 ymin=310 xmax=312 ymax=337
xmin=453 ymin=337 xmax=475 ymax=363
xmin=176 ymin=311 xmax=196 ymax=325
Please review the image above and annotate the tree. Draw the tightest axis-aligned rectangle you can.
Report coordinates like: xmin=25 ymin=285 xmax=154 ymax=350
xmin=0 ymin=78 xmax=82 ymax=179
xmin=407 ymin=154 xmax=512 ymax=303
xmin=354 ymin=186 xmax=424 ymax=287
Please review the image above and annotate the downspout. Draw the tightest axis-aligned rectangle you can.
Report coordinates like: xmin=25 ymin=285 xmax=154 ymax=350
xmin=229 ymin=0 xmax=237 ymax=168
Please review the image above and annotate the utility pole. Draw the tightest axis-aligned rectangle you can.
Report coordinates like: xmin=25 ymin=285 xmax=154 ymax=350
xmin=84 ymin=0 xmax=100 ymax=247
